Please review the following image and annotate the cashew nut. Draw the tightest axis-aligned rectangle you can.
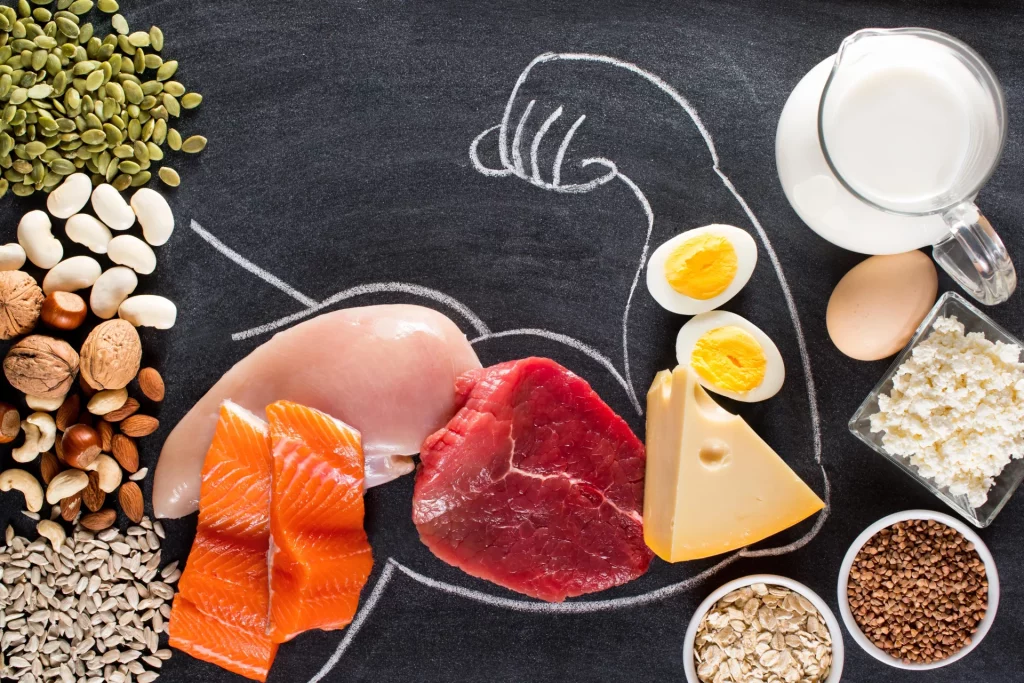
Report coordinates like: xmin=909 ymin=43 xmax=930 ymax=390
xmin=65 ymin=213 xmax=112 ymax=254
xmin=86 ymin=454 xmax=122 ymax=493
xmin=26 ymin=393 xmax=65 ymax=412
xmin=36 ymin=519 xmax=66 ymax=552
xmin=130 ymin=188 xmax=174 ymax=246
xmin=25 ymin=412 xmax=56 ymax=452
xmin=45 ymin=469 xmax=89 ymax=505
xmin=91 ymin=183 xmax=136 ymax=231
xmin=42 ymin=255 xmax=102 ymax=295
xmin=90 ymin=267 xmax=138 ymax=319
xmin=47 ymin=173 xmax=92 ymax=219
xmin=118 ymin=295 xmax=177 ymax=329
xmin=88 ymin=388 xmax=128 ymax=415
xmin=0 ymin=469 xmax=43 ymax=512
xmin=17 ymin=210 xmax=63 ymax=269
xmin=107 ymin=235 xmax=156 ymax=275
xmin=0 ymin=243 xmax=26 ymax=271
xmin=13 ymin=420 xmax=42 ymax=463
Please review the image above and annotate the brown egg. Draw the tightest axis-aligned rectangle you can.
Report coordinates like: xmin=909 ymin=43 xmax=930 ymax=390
xmin=827 ymin=251 xmax=938 ymax=361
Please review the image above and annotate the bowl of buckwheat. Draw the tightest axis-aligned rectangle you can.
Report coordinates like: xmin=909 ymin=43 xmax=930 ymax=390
xmin=684 ymin=574 xmax=844 ymax=683
xmin=838 ymin=509 xmax=999 ymax=670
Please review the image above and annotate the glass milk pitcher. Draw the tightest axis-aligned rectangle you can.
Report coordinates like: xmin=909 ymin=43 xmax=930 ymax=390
xmin=779 ymin=28 xmax=1014 ymax=305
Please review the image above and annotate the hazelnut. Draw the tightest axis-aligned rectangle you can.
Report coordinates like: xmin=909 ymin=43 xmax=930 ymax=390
xmin=79 ymin=320 xmax=141 ymax=391
xmin=41 ymin=291 xmax=87 ymax=331
xmin=61 ymin=424 xmax=101 ymax=470
xmin=0 ymin=270 xmax=44 ymax=340
xmin=0 ymin=402 xmax=19 ymax=444
xmin=4 ymin=335 xmax=79 ymax=398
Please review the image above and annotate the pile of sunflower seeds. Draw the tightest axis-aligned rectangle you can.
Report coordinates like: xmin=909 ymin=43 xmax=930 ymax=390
xmin=0 ymin=0 xmax=206 ymax=197
xmin=693 ymin=583 xmax=833 ymax=683
xmin=0 ymin=517 xmax=178 ymax=683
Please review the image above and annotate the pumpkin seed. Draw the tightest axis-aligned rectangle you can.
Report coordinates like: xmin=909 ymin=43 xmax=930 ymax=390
xmin=56 ymin=16 xmax=80 ymax=38
xmin=149 ymin=26 xmax=163 ymax=52
xmin=146 ymin=140 xmax=162 ymax=161
xmin=96 ymin=0 xmax=118 ymax=12
xmin=111 ymin=172 xmax=130 ymax=190
xmin=117 ymin=159 xmax=140 ymax=174
xmin=162 ymin=93 xmax=179 ymax=117
xmin=167 ymin=127 xmax=181 ymax=151
xmin=26 ymin=83 xmax=51 ymax=99
xmin=181 ymin=92 xmax=202 ymax=109
xmin=133 ymin=139 xmax=149 ymax=162
xmin=152 ymin=117 xmax=166 ymax=144
xmin=127 ymin=31 xmax=149 ymax=48
xmin=180 ymin=134 xmax=206 ymax=154
xmin=144 ymin=53 xmax=162 ymax=70
xmin=122 ymin=79 xmax=142 ymax=104
xmin=49 ymin=157 xmax=76 ymax=174
xmin=157 ymin=165 xmax=178 ymax=187
xmin=24 ymin=140 xmax=45 ymax=157
xmin=155 ymin=59 xmax=176 ymax=81
xmin=111 ymin=12 xmax=128 ymax=35
xmin=70 ymin=0 xmax=93 ymax=13
xmin=162 ymin=80 xmax=184 ymax=97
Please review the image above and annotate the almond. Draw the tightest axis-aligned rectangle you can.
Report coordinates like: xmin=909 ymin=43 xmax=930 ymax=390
xmin=0 ymin=402 xmax=19 ymax=444
xmin=80 ymin=509 xmax=116 ymax=531
xmin=120 ymin=414 xmax=159 ymax=438
xmin=118 ymin=482 xmax=144 ymax=523
xmin=111 ymin=434 xmax=139 ymax=473
xmin=103 ymin=397 xmax=140 ymax=423
xmin=97 ymin=420 xmax=113 ymax=452
xmin=60 ymin=493 xmax=81 ymax=522
xmin=82 ymin=471 xmax=105 ymax=512
xmin=137 ymin=367 xmax=165 ymax=402
xmin=55 ymin=393 xmax=80 ymax=432
xmin=54 ymin=434 xmax=65 ymax=464
xmin=76 ymin=409 xmax=93 ymax=428
xmin=40 ymin=451 xmax=61 ymax=486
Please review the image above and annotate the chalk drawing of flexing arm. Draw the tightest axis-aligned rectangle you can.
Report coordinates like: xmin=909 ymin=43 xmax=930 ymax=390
xmin=297 ymin=53 xmax=831 ymax=682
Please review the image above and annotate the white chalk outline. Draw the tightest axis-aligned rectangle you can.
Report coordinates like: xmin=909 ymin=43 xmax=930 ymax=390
xmin=188 ymin=52 xmax=829 ymax=680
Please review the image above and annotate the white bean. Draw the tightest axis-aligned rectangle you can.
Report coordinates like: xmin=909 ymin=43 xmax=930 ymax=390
xmin=46 ymin=173 xmax=92 ymax=219
xmin=90 ymin=267 xmax=138 ymax=319
xmin=0 ymin=243 xmax=26 ymax=271
xmin=119 ymin=295 xmax=177 ymax=329
xmin=42 ymin=256 xmax=102 ymax=295
xmin=91 ymin=183 xmax=136 ymax=231
xmin=107 ymin=235 xmax=156 ymax=274
xmin=130 ymin=188 xmax=174 ymax=246
xmin=17 ymin=210 xmax=62 ymax=269
xmin=65 ymin=213 xmax=112 ymax=254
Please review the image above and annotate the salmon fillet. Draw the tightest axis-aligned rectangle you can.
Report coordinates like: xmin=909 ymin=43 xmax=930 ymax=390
xmin=267 ymin=401 xmax=373 ymax=643
xmin=169 ymin=402 xmax=278 ymax=681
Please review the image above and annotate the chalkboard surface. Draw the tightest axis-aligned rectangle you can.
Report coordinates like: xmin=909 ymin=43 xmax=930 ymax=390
xmin=0 ymin=0 xmax=1022 ymax=681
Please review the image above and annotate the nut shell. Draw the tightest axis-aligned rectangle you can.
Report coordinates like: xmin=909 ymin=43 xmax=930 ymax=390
xmin=0 ymin=270 xmax=44 ymax=340
xmin=4 ymin=335 xmax=79 ymax=398
xmin=79 ymin=319 xmax=141 ymax=391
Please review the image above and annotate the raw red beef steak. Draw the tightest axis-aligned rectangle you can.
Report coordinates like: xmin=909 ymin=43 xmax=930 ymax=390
xmin=412 ymin=357 xmax=652 ymax=602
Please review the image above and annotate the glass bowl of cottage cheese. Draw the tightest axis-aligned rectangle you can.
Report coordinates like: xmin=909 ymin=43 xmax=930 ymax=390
xmin=850 ymin=291 xmax=1024 ymax=527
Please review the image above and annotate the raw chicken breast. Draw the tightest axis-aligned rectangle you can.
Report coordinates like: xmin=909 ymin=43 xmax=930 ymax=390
xmin=153 ymin=304 xmax=481 ymax=519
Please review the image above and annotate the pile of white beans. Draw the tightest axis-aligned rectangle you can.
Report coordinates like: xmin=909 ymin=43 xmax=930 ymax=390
xmin=6 ymin=173 xmax=177 ymax=329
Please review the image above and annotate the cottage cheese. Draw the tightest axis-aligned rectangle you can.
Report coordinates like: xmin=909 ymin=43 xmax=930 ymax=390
xmin=869 ymin=315 xmax=1024 ymax=507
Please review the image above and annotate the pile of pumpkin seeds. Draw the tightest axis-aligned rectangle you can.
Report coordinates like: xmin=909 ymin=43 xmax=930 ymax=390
xmin=0 ymin=0 xmax=206 ymax=198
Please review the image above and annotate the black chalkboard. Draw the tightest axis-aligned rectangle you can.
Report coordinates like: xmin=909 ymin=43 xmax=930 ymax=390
xmin=1 ymin=0 xmax=1022 ymax=682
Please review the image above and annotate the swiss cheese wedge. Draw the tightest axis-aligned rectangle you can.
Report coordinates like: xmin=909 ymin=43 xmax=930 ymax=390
xmin=643 ymin=366 xmax=823 ymax=562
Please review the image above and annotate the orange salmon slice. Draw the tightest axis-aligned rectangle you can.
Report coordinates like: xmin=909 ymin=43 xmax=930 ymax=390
xmin=169 ymin=401 xmax=278 ymax=681
xmin=267 ymin=400 xmax=373 ymax=644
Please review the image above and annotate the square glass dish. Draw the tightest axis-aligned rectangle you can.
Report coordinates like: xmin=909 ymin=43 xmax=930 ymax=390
xmin=849 ymin=291 xmax=1024 ymax=528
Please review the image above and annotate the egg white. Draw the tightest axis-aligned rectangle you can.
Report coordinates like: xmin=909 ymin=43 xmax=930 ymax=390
xmin=646 ymin=224 xmax=758 ymax=315
xmin=675 ymin=311 xmax=785 ymax=402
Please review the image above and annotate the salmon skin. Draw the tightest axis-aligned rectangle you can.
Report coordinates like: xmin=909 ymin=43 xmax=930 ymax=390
xmin=168 ymin=402 xmax=278 ymax=682
xmin=267 ymin=400 xmax=374 ymax=643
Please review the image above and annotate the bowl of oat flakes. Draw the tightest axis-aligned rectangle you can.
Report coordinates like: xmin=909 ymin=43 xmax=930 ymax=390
xmin=683 ymin=574 xmax=844 ymax=683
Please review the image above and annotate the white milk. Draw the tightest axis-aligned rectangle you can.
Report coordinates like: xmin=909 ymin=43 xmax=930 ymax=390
xmin=776 ymin=36 xmax=998 ymax=254
xmin=823 ymin=66 xmax=969 ymax=208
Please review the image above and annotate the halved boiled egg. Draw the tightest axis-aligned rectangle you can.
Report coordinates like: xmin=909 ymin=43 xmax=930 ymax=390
xmin=676 ymin=311 xmax=785 ymax=402
xmin=646 ymin=224 xmax=758 ymax=315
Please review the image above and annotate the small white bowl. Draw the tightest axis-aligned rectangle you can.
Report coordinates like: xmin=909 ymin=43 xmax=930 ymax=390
xmin=837 ymin=509 xmax=1000 ymax=670
xmin=683 ymin=574 xmax=844 ymax=683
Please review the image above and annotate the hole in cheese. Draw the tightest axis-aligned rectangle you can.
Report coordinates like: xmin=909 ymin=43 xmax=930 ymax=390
xmin=699 ymin=438 xmax=731 ymax=470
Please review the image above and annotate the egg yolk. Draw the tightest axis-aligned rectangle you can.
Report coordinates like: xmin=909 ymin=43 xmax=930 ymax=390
xmin=690 ymin=326 xmax=766 ymax=393
xmin=664 ymin=235 xmax=738 ymax=300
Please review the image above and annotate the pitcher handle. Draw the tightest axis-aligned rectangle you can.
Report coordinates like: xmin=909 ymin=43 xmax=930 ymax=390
xmin=933 ymin=202 xmax=1016 ymax=305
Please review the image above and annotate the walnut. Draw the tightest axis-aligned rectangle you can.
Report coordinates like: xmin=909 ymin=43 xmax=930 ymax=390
xmin=4 ymin=335 xmax=79 ymax=398
xmin=0 ymin=271 xmax=44 ymax=340
xmin=80 ymin=319 xmax=142 ymax=391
